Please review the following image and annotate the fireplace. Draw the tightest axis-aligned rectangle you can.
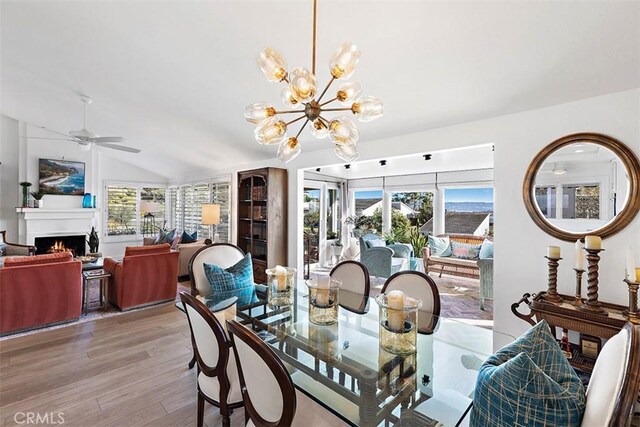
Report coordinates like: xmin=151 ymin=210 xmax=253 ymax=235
xmin=34 ymin=235 xmax=85 ymax=257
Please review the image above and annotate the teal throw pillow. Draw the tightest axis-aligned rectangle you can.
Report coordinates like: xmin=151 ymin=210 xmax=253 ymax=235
xmin=470 ymin=320 xmax=586 ymax=427
xmin=479 ymin=239 xmax=494 ymax=259
xmin=154 ymin=228 xmax=176 ymax=245
xmin=367 ymin=239 xmax=386 ymax=248
xmin=451 ymin=241 xmax=481 ymax=259
xmin=428 ymin=235 xmax=451 ymax=257
xmin=181 ymin=230 xmax=198 ymax=244
xmin=203 ymin=253 xmax=258 ymax=307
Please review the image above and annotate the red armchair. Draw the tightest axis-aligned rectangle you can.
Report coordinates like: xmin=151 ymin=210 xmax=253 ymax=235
xmin=104 ymin=244 xmax=179 ymax=311
xmin=0 ymin=252 xmax=82 ymax=335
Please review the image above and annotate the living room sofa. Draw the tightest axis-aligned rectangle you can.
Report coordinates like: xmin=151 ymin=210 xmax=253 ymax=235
xmin=423 ymin=234 xmax=488 ymax=279
xmin=104 ymin=243 xmax=179 ymax=311
xmin=0 ymin=252 xmax=82 ymax=335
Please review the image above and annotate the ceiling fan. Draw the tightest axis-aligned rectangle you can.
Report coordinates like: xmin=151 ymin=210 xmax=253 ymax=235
xmin=26 ymin=96 xmax=141 ymax=153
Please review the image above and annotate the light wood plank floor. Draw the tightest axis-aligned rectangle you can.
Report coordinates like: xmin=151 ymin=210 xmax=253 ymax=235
xmin=0 ymin=304 xmax=347 ymax=427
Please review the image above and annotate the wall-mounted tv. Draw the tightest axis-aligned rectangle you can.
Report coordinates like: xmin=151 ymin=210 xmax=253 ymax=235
xmin=38 ymin=159 xmax=85 ymax=195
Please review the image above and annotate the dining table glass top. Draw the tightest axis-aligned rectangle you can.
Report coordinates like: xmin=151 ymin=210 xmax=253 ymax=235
xmin=232 ymin=279 xmax=514 ymax=427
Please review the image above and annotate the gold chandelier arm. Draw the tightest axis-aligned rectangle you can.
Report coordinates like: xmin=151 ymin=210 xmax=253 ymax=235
xmin=312 ymin=0 xmax=317 ymax=75
xmin=316 ymin=76 xmax=335 ymax=103
xmin=320 ymin=97 xmax=338 ymax=107
xmin=274 ymin=109 xmax=305 ymax=115
xmin=296 ymin=119 xmax=310 ymax=139
xmin=286 ymin=115 xmax=307 ymax=126
xmin=320 ymin=106 xmax=352 ymax=112
xmin=318 ymin=116 xmax=331 ymax=126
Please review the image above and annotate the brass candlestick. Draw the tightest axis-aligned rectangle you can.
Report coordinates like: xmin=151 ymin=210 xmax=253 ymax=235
xmin=544 ymin=256 xmax=563 ymax=303
xmin=579 ymin=248 xmax=607 ymax=315
xmin=573 ymin=268 xmax=585 ymax=306
xmin=622 ymin=279 xmax=640 ymax=325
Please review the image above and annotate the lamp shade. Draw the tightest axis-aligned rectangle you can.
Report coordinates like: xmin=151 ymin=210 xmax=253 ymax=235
xmin=202 ymin=204 xmax=221 ymax=225
xmin=140 ymin=201 xmax=161 ymax=213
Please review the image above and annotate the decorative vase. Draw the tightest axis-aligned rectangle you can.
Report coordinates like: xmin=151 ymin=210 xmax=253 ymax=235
xmin=375 ymin=293 xmax=422 ymax=355
xmin=92 ymin=195 xmax=97 ymax=208
xmin=82 ymin=193 xmax=92 ymax=208
xmin=21 ymin=187 xmax=29 ymax=207
xmin=266 ymin=267 xmax=296 ymax=307
xmin=306 ymin=277 xmax=341 ymax=325
xmin=34 ymin=199 xmax=42 ymax=208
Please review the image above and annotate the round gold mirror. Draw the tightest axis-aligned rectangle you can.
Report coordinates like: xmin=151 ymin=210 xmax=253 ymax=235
xmin=523 ymin=133 xmax=640 ymax=242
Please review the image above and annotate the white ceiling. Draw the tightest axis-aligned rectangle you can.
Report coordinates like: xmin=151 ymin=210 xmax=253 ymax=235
xmin=2 ymin=1 xmax=639 ymax=180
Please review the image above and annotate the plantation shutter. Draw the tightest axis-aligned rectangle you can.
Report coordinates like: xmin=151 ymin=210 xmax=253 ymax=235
xmin=212 ymin=181 xmax=230 ymax=243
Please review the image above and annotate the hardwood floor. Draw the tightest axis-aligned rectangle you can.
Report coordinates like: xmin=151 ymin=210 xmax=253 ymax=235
xmin=0 ymin=304 xmax=346 ymax=427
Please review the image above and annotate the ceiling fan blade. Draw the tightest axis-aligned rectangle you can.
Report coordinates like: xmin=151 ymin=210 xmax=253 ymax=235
xmin=20 ymin=136 xmax=77 ymax=141
xmin=91 ymin=136 xmax=125 ymax=143
xmin=94 ymin=141 xmax=141 ymax=153
xmin=32 ymin=125 xmax=75 ymax=139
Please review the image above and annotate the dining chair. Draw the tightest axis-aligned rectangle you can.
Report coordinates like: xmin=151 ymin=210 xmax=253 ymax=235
xmin=381 ymin=271 xmax=441 ymax=333
xmin=226 ymin=319 xmax=297 ymax=427
xmin=180 ymin=292 xmax=244 ymax=427
xmin=330 ymin=260 xmax=370 ymax=313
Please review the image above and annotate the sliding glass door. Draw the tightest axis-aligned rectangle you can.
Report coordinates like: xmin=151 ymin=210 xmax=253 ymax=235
xmin=302 ymin=181 xmax=341 ymax=277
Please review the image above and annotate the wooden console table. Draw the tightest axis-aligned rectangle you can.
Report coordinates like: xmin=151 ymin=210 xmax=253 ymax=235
xmin=512 ymin=291 xmax=629 ymax=371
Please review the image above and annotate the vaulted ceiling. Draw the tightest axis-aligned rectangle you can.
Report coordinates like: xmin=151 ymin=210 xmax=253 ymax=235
xmin=2 ymin=1 xmax=638 ymax=180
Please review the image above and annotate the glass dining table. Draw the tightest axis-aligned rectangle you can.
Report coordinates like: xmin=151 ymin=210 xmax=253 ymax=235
xmin=231 ymin=280 xmax=514 ymax=427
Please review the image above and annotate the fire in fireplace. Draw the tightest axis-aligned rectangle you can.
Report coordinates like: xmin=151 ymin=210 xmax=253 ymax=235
xmin=34 ymin=235 xmax=86 ymax=257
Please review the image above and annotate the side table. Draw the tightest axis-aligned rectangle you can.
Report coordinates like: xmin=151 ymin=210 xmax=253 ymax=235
xmin=82 ymin=270 xmax=111 ymax=315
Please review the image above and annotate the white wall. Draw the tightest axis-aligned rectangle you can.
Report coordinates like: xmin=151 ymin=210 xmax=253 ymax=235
xmin=179 ymin=88 xmax=639 ymax=340
xmin=0 ymin=116 xmax=20 ymax=240
xmin=0 ymin=116 xmax=167 ymax=257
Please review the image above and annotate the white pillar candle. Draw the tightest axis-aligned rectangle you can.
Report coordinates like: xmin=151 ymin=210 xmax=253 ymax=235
xmin=584 ymin=235 xmax=602 ymax=250
xmin=274 ymin=265 xmax=288 ymax=290
xmin=575 ymin=240 xmax=584 ymax=270
xmin=387 ymin=290 xmax=406 ymax=332
xmin=626 ymin=248 xmax=636 ymax=281
xmin=316 ymin=275 xmax=330 ymax=306
xmin=547 ymin=246 xmax=561 ymax=259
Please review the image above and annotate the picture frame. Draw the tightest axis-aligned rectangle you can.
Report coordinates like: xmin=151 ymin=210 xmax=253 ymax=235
xmin=579 ymin=333 xmax=602 ymax=359
xmin=38 ymin=158 xmax=86 ymax=195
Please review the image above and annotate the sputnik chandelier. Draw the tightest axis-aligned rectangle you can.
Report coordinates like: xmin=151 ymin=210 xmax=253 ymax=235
xmin=245 ymin=0 xmax=383 ymax=163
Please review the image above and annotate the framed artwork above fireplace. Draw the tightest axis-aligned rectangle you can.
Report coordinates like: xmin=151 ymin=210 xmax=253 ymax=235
xmin=39 ymin=158 xmax=85 ymax=196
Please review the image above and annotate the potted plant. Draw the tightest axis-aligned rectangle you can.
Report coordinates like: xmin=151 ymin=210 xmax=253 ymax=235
xmin=19 ymin=182 xmax=32 ymax=207
xmin=30 ymin=190 xmax=45 ymax=208
xmin=409 ymin=226 xmax=428 ymax=271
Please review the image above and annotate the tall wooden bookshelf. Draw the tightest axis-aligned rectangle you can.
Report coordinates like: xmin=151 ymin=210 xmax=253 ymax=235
xmin=237 ymin=167 xmax=287 ymax=283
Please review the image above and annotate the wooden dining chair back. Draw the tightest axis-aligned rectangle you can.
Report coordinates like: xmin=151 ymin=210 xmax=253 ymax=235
xmin=180 ymin=292 xmax=243 ymax=427
xmin=226 ymin=319 xmax=297 ymax=427
xmin=581 ymin=322 xmax=640 ymax=426
xmin=330 ymin=260 xmax=370 ymax=313
xmin=382 ymin=271 xmax=441 ymax=333
xmin=189 ymin=243 xmax=246 ymax=297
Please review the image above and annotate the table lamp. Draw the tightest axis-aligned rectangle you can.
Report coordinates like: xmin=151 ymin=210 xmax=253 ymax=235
xmin=202 ymin=204 xmax=220 ymax=245
xmin=140 ymin=201 xmax=161 ymax=236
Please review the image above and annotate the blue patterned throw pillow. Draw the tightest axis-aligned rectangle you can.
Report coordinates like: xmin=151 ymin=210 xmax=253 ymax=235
xmin=470 ymin=320 xmax=586 ymax=427
xmin=451 ymin=241 xmax=481 ymax=259
xmin=203 ymin=253 xmax=258 ymax=307
xmin=154 ymin=228 xmax=176 ymax=245
xmin=181 ymin=230 xmax=198 ymax=244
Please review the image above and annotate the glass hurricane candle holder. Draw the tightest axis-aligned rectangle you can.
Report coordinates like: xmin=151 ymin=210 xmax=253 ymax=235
xmin=265 ymin=267 xmax=296 ymax=307
xmin=305 ymin=277 xmax=341 ymax=325
xmin=375 ymin=293 xmax=422 ymax=355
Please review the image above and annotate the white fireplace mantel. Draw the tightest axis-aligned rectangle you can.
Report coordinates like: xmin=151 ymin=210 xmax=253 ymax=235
xmin=16 ymin=208 xmax=98 ymax=245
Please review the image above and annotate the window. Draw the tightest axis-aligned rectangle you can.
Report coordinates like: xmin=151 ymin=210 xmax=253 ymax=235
xmin=563 ymin=184 xmax=600 ymax=219
xmin=535 ymin=186 xmax=557 ymax=219
xmin=105 ymin=183 xmax=166 ymax=237
xmin=168 ymin=180 xmax=230 ymax=242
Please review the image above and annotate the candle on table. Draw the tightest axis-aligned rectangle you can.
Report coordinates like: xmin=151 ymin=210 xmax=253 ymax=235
xmin=626 ymin=248 xmax=636 ymax=281
xmin=316 ymin=275 xmax=330 ymax=306
xmin=585 ymin=235 xmax=602 ymax=250
xmin=274 ymin=265 xmax=288 ymax=290
xmin=547 ymin=246 xmax=561 ymax=259
xmin=575 ymin=240 xmax=584 ymax=270
xmin=386 ymin=290 xmax=406 ymax=332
